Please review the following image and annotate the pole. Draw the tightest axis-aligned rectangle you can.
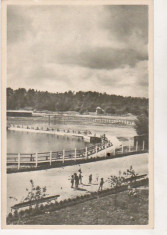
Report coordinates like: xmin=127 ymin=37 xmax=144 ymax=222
xmin=63 ymin=150 xmax=65 ymax=163
xmin=142 ymin=141 xmax=145 ymax=151
xmin=50 ymin=151 xmax=52 ymax=165
xmin=122 ymin=145 xmax=124 ymax=154
xmin=49 ymin=115 xmax=50 ymax=126
xmin=75 ymin=148 xmax=77 ymax=161
xmin=129 ymin=138 xmax=131 ymax=152
xmin=105 ymin=145 xmax=107 ymax=156
xmin=18 ymin=153 xmax=20 ymax=170
xmin=136 ymin=141 xmax=138 ymax=151
xmin=35 ymin=153 xmax=38 ymax=167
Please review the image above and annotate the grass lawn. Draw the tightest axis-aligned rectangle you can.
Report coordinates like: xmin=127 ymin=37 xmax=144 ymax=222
xmin=18 ymin=187 xmax=148 ymax=225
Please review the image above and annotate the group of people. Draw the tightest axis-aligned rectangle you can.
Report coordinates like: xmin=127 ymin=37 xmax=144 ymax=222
xmin=70 ymin=169 xmax=83 ymax=189
xmin=70 ymin=168 xmax=104 ymax=191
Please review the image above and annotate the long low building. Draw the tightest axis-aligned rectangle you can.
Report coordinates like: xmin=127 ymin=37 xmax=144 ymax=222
xmin=7 ymin=110 xmax=33 ymax=117
xmin=53 ymin=114 xmax=136 ymax=126
xmin=7 ymin=110 xmax=136 ymax=125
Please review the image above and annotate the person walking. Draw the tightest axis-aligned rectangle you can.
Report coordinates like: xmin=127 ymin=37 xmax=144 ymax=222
xmin=99 ymin=178 xmax=104 ymax=191
xmin=71 ymin=175 xmax=74 ymax=188
xmin=89 ymin=174 xmax=92 ymax=184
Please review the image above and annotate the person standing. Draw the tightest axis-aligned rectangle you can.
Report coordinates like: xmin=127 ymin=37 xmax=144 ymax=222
xmin=79 ymin=172 xmax=83 ymax=184
xmin=71 ymin=175 xmax=74 ymax=188
xmin=75 ymin=175 xmax=79 ymax=188
xmin=99 ymin=178 xmax=104 ymax=191
xmin=89 ymin=174 xmax=92 ymax=184
xmin=74 ymin=173 xmax=78 ymax=188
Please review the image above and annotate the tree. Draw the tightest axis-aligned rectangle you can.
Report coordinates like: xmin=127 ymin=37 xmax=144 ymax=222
xmin=6 ymin=87 xmax=148 ymax=115
xmin=7 ymin=88 xmax=14 ymax=109
xmin=134 ymin=114 xmax=148 ymax=136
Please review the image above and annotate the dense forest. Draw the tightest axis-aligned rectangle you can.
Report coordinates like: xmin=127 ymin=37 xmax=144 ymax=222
xmin=7 ymin=88 xmax=148 ymax=115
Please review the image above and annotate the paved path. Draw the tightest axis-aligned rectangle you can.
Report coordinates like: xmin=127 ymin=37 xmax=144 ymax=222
xmin=7 ymin=153 xmax=148 ymax=213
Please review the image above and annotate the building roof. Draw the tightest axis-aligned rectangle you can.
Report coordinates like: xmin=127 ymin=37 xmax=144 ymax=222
xmin=7 ymin=110 xmax=33 ymax=113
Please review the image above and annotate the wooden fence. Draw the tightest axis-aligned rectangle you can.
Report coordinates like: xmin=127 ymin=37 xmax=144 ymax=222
xmin=7 ymin=142 xmax=114 ymax=169
xmin=7 ymin=139 xmax=146 ymax=170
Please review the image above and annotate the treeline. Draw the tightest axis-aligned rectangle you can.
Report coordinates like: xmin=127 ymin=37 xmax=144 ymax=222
xmin=7 ymin=88 xmax=148 ymax=115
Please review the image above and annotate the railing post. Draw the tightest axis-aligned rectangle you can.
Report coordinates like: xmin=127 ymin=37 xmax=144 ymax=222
xmin=85 ymin=147 xmax=88 ymax=159
xmin=136 ymin=141 xmax=138 ymax=151
xmin=63 ymin=150 xmax=65 ymax=163
xmin=142 ymin=141 xmax=145 ymax=151
xmin=75 ymin=148 xmax=77 ymax=161
xmin=50 ymin=151 xmax=52 ymax=165
xmin=18 ymin=153 xmax=20 ymax=170
xmin=35 ymin=153 xmax=38 ymax=167
xmin=128 ymin=138 xmax=131 ymax=152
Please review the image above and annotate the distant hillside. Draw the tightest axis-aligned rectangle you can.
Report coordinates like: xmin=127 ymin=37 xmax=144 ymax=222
xmin=7 ymin=88 xmax=148 ymax=115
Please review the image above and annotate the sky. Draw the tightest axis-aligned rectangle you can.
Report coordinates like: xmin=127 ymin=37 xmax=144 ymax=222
xmin=7 ymin=5 xmax=148 ymax=97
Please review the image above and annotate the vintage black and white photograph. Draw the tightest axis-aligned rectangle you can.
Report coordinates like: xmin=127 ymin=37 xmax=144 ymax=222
xmin=2 ymin=0 xmax=153 ymax=228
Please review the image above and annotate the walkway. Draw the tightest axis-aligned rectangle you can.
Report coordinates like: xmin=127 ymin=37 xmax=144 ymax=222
xmin=7 ymin=153 xmax=148 ymax=213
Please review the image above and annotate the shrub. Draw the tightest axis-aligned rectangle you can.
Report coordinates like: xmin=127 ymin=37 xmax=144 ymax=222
xmin=91 ymin=192 xmax=96 ymax=196
xmin=7 ymin=212 xmax=13 ymax=223
xmin=13 ymin=210 xmax=18 ymax=218
xmin=44 ymin=204 xmax=50 ymax=210
xmin=39 ymin=204 xmax=44 ymax=211
xmin=7 ymin=212 xmax=13 ymax=219
xmin=54 ymin=201 xmax=59 ymax=206
xmin=19 ymin=210 xmax=25 ymax=217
